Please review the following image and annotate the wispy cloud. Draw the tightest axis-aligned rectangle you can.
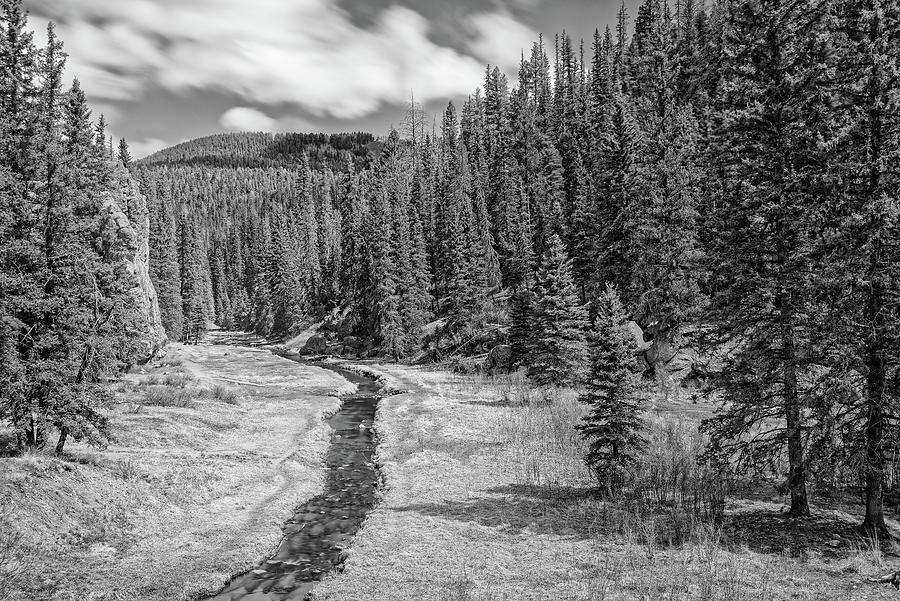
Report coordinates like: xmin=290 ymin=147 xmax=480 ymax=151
xmin=127 ymin=137 xmax=170 ymax=159
xmin=26 ymin=0 xmax=535 ymax=120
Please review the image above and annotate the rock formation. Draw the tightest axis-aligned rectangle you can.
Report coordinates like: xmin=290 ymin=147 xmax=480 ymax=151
xmin=98 ymin=167 xmax=167 ymax=361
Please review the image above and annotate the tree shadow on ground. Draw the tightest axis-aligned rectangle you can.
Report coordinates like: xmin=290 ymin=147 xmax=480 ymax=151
xmin=723 ymin=509 xmax=898 ymax=559
xmin=393 ymin=483 xmax=898 ymax=562
xmin=393 ymin=483 xmax=622 ymax=540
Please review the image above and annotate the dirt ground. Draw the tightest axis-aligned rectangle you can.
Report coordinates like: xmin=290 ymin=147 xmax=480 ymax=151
xmin=0 ymin=342 xmax=353 ymax=601
xmin=311 ymin=363 xmax=900 ymax=601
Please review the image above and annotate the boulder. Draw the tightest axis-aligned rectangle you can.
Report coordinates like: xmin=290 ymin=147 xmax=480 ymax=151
xmin=483 ymin=344 xmax=514 ymax=373
xmin=325 ymin=345 xmax=344 ymax=356
xmin=302 ymin=334 xmax=328 ymax=355
xmin=343 ymin=336 xmax=363 ymax=350
xmin=625 ymin=321 xmax=652 ymax=353
xmin=646 ymin=337 xmax=678 ymax=366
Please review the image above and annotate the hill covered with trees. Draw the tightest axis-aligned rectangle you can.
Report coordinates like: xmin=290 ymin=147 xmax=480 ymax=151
xmin=139 ymin=131 xmax=377 ymax=170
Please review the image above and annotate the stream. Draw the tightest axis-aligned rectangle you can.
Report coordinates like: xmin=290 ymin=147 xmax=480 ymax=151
xmin=206 ymin=351 xmax=382 ymax=601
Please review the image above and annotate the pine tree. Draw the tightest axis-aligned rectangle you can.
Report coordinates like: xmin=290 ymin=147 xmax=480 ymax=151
xmin=701 ymin=0 xmax=834 ymax=517
xmin=180 ymin=217 xmax=209 ymax=344
xmin=0 ymin=13 xmax=141 ymax=453
xmin=526 ymin=234 xmax=588 ymax=387
xmin=595 ymin=99 xmax=639 ymax=293
xmin=118 ymin=137 xmax=132 ymax=169
xmin=576 ymin=285 xmax=645 ymax=491
xmin=509 ymin=288 xmax=534 ymax=366
xmin=829 ymin=0 xmax=900 ymax=536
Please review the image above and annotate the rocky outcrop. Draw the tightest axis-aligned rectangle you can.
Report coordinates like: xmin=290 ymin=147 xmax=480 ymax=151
xmin=98 ymin=167 xmax=167 ymax=362
xmin=626 ymin=321 xmax=653 ymax=352
xmin=628 ymin=321 xmax=705 ymax=385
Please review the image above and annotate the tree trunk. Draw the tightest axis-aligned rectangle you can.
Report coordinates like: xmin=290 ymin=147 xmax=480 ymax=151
xmin=859 ymin=13 xmax=889 ymax=538
xmin=861 ymin=283 xmax=889 ymax=537
xmin=55 ymin=428 xmax=68 ymax=455
xmin=780 ymin=294 xmax=810 ymax=518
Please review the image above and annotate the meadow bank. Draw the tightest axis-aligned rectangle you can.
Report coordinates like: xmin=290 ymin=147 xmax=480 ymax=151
xmin=0 ymin=343 xmax=351 ymax=601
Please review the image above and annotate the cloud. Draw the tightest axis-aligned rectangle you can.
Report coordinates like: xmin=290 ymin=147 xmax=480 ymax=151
xmin=25 ymin=0 xmax=494 ymax=120
xmin=124 ymin=137 xmax=170 ymax=159
xmin=220 ymin=107 xmax=278 ymax=132
xmin=467 ymin=11 xmax=539 ymax=73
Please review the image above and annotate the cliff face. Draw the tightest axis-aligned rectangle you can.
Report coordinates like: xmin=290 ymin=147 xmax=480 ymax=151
xmin=99 ymin=167 xmax=167 ymax=361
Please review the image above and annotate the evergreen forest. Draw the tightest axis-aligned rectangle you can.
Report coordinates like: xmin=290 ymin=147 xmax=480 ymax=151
xmin=1 ymin=0 xmax=899 ymax=588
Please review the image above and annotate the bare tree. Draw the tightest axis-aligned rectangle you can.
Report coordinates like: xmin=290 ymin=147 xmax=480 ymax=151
xmin=399 ymin=91 xmax=426 ymax=146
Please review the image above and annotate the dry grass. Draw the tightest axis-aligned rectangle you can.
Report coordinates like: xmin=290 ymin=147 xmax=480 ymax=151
xmin=0 ymin=497 xmax=31 ymax=601
xmin=312 ymin=363 xmax=893 ymax=601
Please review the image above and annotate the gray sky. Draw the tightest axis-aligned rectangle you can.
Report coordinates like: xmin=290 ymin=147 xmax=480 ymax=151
xmin=23 ymin=0 xmax=638 ymax=158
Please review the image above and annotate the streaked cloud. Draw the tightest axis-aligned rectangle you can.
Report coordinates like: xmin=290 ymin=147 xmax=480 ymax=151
xmin=467 ymin=11 xmax=540 ymax=73
xmin=25 ymin=0 xmax=528 ymax=119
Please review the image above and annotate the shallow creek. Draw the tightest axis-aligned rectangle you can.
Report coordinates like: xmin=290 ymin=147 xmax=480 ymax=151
xmin=207 ymin=356 xmax=381 ymax=601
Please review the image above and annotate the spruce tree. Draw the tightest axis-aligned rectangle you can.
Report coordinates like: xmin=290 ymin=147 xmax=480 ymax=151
xmin=830 ymin=0 xmax=900 ymax=536
xmin=509 ymin=288 xmax=534 ymax=366
xmin=576 ymin=285 xmax=645 ymax=491
xmin=0 ymin=13 xmax=141 ymax=453
xmin=526 ymin=234 xmax=588 ymax=387
xmin=701 ymin=0 xmax=834 ymax=517
xmin=118 ymin=137 xmax=132 ymax=169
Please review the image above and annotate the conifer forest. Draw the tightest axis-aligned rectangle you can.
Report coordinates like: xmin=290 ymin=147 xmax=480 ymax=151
xmin=1 ymin=0 xmax=900 ymax=599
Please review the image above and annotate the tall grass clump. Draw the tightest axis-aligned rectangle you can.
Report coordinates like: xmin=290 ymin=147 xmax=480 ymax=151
xmin=144 ymin=386 xmax=195 ymax=408
xmin=208 ymin=384 xmax=239 ymax=405
xmin=493 ymin=381 xmax=593 ymax=490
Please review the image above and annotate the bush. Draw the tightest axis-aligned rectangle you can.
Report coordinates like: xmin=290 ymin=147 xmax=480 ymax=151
xmin=632 ymin=416 xmax=729 ymax=527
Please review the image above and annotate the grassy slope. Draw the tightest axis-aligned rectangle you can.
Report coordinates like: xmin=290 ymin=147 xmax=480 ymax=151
xmin=0 ymin=343 xmax=353 ymax=601
xmin=313 ymin=365 xmax=897 ymax=601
